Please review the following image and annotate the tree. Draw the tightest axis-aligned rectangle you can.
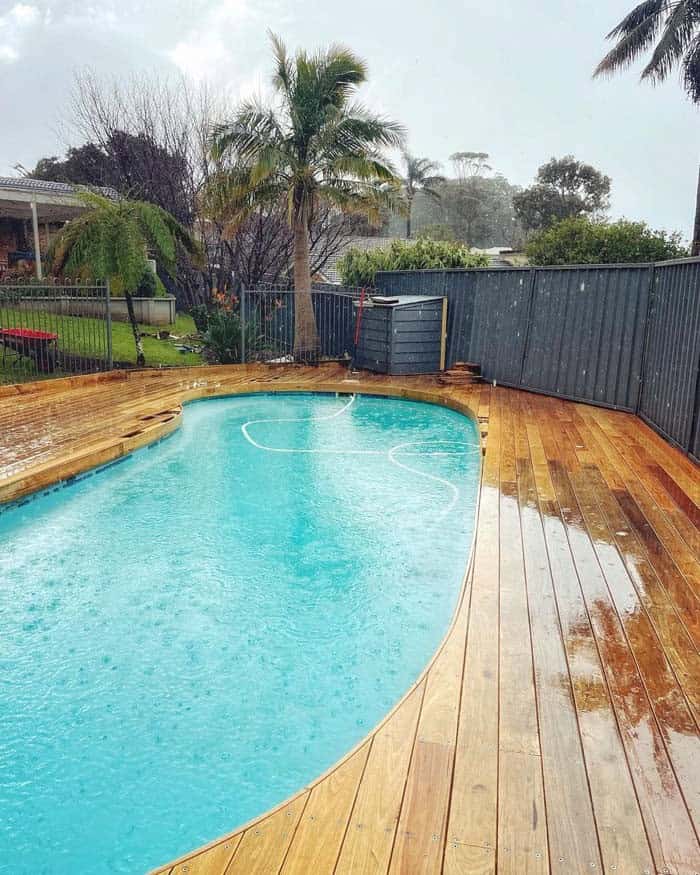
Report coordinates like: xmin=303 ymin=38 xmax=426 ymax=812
xmin=23 ymin=134 xmax=192 ymax=224
xmin=514 ymin=156 xmax=611 ymax=232
xmin=525 ymin=216 xmax=687 ymax=266
xmin=450 ymin=151 xmax=492 ymax=181
xmin=441 ymin=174 xmax=522 ymax=247
xmin=401 ymin=152 xmax=444 ymax=238
xmin=594 ymin=3 xmax=700 ymax=254
xmin=337 ymin=237 xmax=488 ymax=287
xmin=208 ymin=33 xmax=403 ymax=359
xmin=19 ymin=143 xmax=118 ymax=188
xmin=49 ymin=193 xmax=202 ymax=365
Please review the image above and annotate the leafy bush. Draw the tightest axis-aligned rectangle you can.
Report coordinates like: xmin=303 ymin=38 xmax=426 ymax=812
xmin=136 ymin=267 xmax=157 ymax=297
xmin=526 ymin=217 xmax=688 ymax=266
xmin=202 ymin=309 xmax=261 ymax=364
xmin=338 ymin=238 xmax=489 ymax=286
xmin=189 ymin=303 xmax=211 ymax=333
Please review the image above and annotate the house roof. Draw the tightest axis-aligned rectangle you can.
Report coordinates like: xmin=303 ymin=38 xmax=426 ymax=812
xmin=319 ymin=236 xmax=408 ymax=284
xmin=0 ymin=177 xmax=118 ymax=222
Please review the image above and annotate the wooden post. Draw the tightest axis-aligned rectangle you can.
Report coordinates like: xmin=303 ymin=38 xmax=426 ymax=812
xmin=30 ymin=200 xmax=42 ymax=280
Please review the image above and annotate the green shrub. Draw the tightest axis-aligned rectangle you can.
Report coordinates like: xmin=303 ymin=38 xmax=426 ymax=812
xmin=135 ymin=267 xmax=167 ymax=297
xmin=136 ymin=267 xmax=157 ymax=297
xmin=525 ymin=217 xmax=688 ymax=266
xmin=189 ymin=303 xmax=211 ymax=333
xmin=338 ymin=238 xmax=489 ymax=286
xmin=202 ymin=309 xmax=261 ymax=364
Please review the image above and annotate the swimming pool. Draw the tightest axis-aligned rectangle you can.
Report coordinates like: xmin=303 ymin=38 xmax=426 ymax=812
xmin=0 ymin=392 xmax=480 ymax=873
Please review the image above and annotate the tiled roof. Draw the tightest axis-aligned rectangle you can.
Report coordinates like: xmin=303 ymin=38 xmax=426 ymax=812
xmin=319 ymin=236 xmax=407 ymax=284
xmin=0 ymin=177 xmax=118 ymax=199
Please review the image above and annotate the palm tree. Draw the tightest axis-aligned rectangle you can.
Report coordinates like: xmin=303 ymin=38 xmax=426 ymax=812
xmin=594 ymin=3 xmax=700 ymax=253
xmin=50 ymin=192 xmax=201 ymax=365
xmin=209 ymin=33 xmax=404 ymax=359
xmin=402 ymin=152 xmax=445 ymax=238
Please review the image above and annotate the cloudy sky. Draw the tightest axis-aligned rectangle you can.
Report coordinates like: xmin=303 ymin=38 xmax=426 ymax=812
xmin=0 ymin=0 xmax=697 ymax=238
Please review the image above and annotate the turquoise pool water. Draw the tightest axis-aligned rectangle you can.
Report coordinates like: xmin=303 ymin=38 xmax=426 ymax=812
xmin=0 ymin=393 xmax=480 ymax=874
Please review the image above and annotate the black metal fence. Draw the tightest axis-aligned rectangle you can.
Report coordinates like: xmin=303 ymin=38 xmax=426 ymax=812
xmin=240 ymin=284 xmax=364 ymax=363
xmin=0 ymin=280 xmax=112 ymax=383
xmin=376 ymin=259 xmax=700 ymax=461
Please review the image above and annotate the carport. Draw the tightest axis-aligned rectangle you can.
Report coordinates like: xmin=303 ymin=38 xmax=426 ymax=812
xmin=0 ymin=177 xmax=92 ymax=279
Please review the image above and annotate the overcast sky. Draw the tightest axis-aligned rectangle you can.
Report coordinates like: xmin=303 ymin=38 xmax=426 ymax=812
xmin=0 ymin=0 xmax=697 ymax=238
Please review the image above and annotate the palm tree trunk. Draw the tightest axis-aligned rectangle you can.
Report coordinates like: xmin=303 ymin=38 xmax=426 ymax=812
xmin=406 ymin=195 xmax=412 ymax=238
xmin=692 ymin=164 xmax=700 ymax=257
xmin=292 ymin=209 xmax=319 ymax=361
xmin=125 ymin=290 xmax=146 ymax=367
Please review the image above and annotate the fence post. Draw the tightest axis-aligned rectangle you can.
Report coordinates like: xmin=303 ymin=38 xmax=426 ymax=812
xmin=240 ymin=287 xmax=246 ymax=364
xmin=105 ymin=278 xmax=113 ymax=370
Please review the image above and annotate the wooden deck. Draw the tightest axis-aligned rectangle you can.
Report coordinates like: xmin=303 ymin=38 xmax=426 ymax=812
xmin=1 ymin=364 xmax=698 ymax=875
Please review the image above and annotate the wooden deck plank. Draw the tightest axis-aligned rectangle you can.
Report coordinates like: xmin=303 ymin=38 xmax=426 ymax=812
xmin=1 ymin=365 xmax=699 ymax=875
xmin=519 ymin=395 xmax=655 ymax=875
xmin=443 ymin=384 xmax=499 ymax=874
xmin=279 ymin=743 xmax=370 ymax=875
xmin=387 ymin=607 xmax=467 ymax=874
xmin=225 ymin=793 xmax=309 ymax=875
xmin=168 ymin=834 xmax=242 ymax=874
xmin=496 ymin=390 xmax=549 ymax=875
xmin=335 ymin=683 xmax=425 ymax=875
xmin=544 ymin=457 xmax=700 ymax=874
xmin=513 ymin=395 xmax=604 ymax=875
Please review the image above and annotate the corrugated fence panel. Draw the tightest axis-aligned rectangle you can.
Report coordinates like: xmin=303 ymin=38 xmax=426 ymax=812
xmin=376 ymin=270 xmax=448 ymax=298
xmin=468 ymin=269 xmax=532 ymax=384
xmin=374 ymin=261 xmax=700 ymax=457
xmin=442 ymin=271 xmax=478 ymax=366
xmin=521 ymin=266 xmax=651 ymax=410
xmin=639 ymin=260 xmax=700 ymax=451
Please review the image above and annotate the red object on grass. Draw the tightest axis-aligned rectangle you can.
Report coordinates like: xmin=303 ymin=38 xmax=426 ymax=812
xmin=1 ymin=328 xmax=58 ymax=341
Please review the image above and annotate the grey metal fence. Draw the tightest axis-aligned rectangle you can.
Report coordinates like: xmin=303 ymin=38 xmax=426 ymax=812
xmin=376 ymin=260 xmax=700 ymax=460
xmin=638 ymin=259 xmax=700 ymax=457
xmin=0 ymin=280 xmax=112 ymax=384
xmin=240 ymin=284 xmax=365 ymax=363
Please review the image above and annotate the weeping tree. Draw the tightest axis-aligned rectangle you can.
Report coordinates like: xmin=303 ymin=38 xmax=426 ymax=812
xmin=595 ymin=2 xmax=700 ymax=253
xmin=208 ymin=33 xmax=404 ymax=360
xmin=50 ymin=192 xmax=202 ymax=365
xmin=401 ymin=152 xmax=445 ymax=238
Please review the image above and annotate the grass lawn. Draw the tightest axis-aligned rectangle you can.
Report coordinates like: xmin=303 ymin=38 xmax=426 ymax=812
xmin=113 ymin=313 xmax=202 ymax=366
xmin=0 ymin=310 xmax=202 ymax=383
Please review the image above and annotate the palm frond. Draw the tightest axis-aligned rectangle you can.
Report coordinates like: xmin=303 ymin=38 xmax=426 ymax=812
xmin=642 ymin=0 xmax=700 ymax=81
xmin=594 ymin=0 xmax=667 ymax=75
xmin=210 ymin=102 xmax=283 ymax=162
xmin=269 ymin=31 xmax=294 ymax=98
xmin=683 ymin=32 xmax=700 ymax=98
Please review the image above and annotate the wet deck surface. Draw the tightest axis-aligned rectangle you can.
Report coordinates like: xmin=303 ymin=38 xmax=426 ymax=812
xmin=1 ymin=364 xmax=698 ymax=875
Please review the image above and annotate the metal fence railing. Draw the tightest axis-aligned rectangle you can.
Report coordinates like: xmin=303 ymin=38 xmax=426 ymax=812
xmin=0 ymin=279 xmax=112 ymax=384
xmin=240 ymin=284 xmax=366 ymax=363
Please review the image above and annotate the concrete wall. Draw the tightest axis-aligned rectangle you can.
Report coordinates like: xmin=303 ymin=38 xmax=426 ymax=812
xmin=14 ymin=295 xmax=176 ymax=326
